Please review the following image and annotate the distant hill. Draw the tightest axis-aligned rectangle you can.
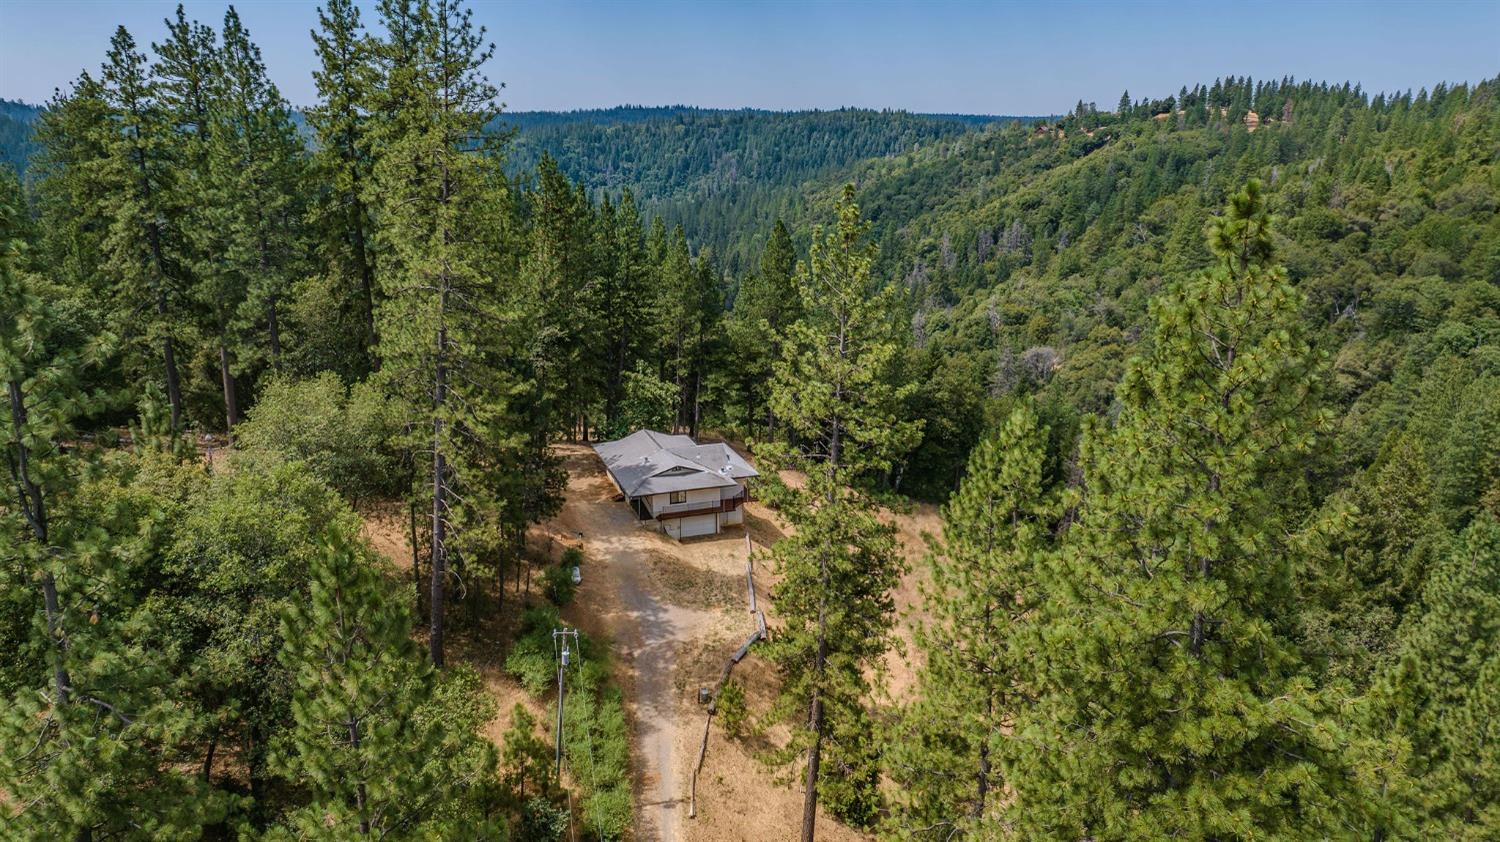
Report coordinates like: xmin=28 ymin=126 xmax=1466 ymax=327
xmin=0 ymin=98 xmax=1034 ymax=269
xmin=0 ymin=99 xmax=42 ymax=175
xmin=499 ymin=104 xmax=1019 ymax=129
xmin=497 ymin=106 xmax=1039 ymax=271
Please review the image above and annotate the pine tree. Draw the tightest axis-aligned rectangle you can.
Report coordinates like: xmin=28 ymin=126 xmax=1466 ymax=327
xmin=727 ymin=217 xmax=798 ymax=435
xmin=307 ymin=0 xmax=381 ymax=375
xmin=0 ymin=166 xmax=225 ymax=839
xmin=97 ymin=26 xmax=190 ymax=433
xmin=368 ymin=0 xmax=516 ymax=666
xmin=269 ymin=527 xmax=500 ymax=837
xmin=1372 ymin=515 xmax=1500 ymax=838
xmin=685 ymin=248 xmax=723 ymax=438
xmin=522 ymin=154 xmax=601 ymax=440
xmin=199 ymin=7 xmax=307 ymax=410
xmin=886 ymin=401 xmax=1056 ymax=838
xmin=31 ymin=73 xmax=114 ymax=303
xmin=599 ymin=189 xmax=651 ymax=432
xmin=1004 ymin=181 xmax=1356 ymax=838
xmin=154 ymin=6 xmax=230 ymax=428
xmin=1299 ymin=434 xmax=1447 ymax=688
xmin=760 ymin=185 xmax=921 ymax=838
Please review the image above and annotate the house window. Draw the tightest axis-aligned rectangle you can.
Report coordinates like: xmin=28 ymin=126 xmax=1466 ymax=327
xmin=669 ymin=491 xmax=687 ymax=505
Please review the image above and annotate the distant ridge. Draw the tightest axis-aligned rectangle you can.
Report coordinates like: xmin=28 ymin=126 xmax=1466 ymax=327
xmin=495 ymin=104 xmax=1042 ymax=130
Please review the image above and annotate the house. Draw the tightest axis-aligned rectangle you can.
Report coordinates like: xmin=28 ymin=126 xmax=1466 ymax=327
xmin=593 ymin=429 xmax=759 ymax=540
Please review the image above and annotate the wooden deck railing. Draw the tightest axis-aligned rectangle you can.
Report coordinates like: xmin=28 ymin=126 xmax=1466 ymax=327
xmin=654 ymin=492 xmax=747 ymax=521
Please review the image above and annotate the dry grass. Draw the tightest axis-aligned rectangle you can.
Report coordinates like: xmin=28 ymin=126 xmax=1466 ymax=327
xmin=356 ymin=441 xmax=944 ymax=841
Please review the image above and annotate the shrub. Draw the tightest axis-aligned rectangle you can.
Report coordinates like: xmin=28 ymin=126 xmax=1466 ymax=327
xmin=505 ymin=607 xmax=562 ymax=695
xmin=543 ymin=564 xmax=577 ymax=606
xmin=505 ymin=609 xmax=632 ymax=839
xmin=716 ymin=679 xmax=748 ymax=738
xmin=561 ymin=546 xmax=584 ymax=568
xmin=565 ymin=682 xmax=632 ymax=840
xmin=234 ymin=373 xmax=401 ymax=501
xmin=518 ymin=796 xmax=570 ymax=842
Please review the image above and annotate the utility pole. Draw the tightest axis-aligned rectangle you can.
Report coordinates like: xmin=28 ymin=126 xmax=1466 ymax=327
xmin=553 ymin=627 xmax=580 ymax=784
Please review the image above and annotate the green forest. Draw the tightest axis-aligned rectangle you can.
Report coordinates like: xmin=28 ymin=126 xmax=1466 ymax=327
xmin=2 ymin=0 xmax=1497 ymax=840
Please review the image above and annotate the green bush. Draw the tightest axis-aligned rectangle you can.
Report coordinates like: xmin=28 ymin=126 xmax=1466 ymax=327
xmin=716 ymin=679 xmax=747 ymax=739
xmin=518 ymin=796 xmax=569 ymax=842
xmin=543 ymin=564 xmax=577 ymax=606
xmin=504 ymin=607 xmax=631 ymax=839
xmin=565 ymin=681 xmax=632 ymax=840
xmin=504 ymin=607 xmax=562 ymax=695
xmin=234 ymin=373 xmax=401 ymax=502
xmin=561 ymin=546 xmax=584 ymax=568
xmin=581 ymin=786 xmax=632 ymax=841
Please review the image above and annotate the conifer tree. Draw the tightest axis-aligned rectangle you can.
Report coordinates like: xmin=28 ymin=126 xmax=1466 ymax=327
xmin=600 ymin=189 xmax=651 ymax=431
xmin=1371 ymin=515 xmax=1500 ymax=838
xmin=760 ymin=186 xmax=921 ymax=839
xmin=522 ymin=154 xmax=601 ymax=439
xmin=685 ymin=248 xmax=723 ymax=438
xmin=199 ymin=7 xmax=307 ymax=403
xmin=727 ymin=218 xmax=799 ymax=435
xmin=0 ymin=167 xmax=224 ymax=839
xmin=1005 ymin=181 xmax=1356 ymax=838
xmin=97 ymin=26 xmax=190 ymax=432
xmin=655 ymin=223 xmax=721 ymax=434
xmin=886 ymin=401 xmax=1055 ymax=838
xmin=30 ymin=72 xmax=113 ymax=303
xmin=368 ymin=0 xmax=515 ymax=666
xmin=269 ymin=527 xmax=500 ymax=837
xmin=307 ymin=0 xmax=380 ymax=374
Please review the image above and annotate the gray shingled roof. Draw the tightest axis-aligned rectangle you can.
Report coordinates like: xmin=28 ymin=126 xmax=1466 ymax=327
xmin=592 ymin=429 xmax=760 ymax=498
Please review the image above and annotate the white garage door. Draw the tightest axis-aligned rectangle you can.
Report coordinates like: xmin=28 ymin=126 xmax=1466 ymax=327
xmin=676 ymin=514 xmax=718 ymax=539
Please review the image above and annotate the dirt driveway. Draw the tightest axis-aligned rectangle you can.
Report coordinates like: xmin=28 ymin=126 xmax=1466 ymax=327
xmin=545 ymin=443 xmax=909 ymax=842
xmin=545 ymin=445 xmax=745 ymax=841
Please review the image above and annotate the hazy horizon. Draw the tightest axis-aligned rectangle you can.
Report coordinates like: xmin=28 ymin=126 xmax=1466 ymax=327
xmin=2 ymin=0 xmax=1497 ymax=115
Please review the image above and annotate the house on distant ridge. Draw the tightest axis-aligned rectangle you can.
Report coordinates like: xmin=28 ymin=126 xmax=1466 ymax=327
xmin=592 ymin=429 xmax=759 ymax=540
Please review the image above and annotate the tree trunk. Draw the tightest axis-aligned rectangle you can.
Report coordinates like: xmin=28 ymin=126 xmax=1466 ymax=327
xmin=691 ymin=367 xmax=702 ymax=439
xmin=159 ymin=292 xmax=183 ymax=434
xmin=218 ymin=341 xmax=239 ymax=432
xmin=409 ymin=499 xmax=422 ymax=620
xmin=977 ymin=694 xmax=992 ymax=814
xmin=350 ymin=194 xmax=378 ymax=369
xmin=136 ymin=132 xmax=182 ymax=434
xmin=266 ymin=297 xmax=283 ymax=369
xmin=430 ymin=369 xmax=447 ymax=667
xmin=801 ymin=650 xmax=825 ymax=842
xmin=9 ymin=380 xmax=72 ymax=703
xmin=348 ymin=716 xmax=370 ymax=834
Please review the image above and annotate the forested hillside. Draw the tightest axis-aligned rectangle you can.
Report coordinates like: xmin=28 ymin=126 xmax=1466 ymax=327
xmin=500 ymin=106 xmax=1022 ymax=272
xmin=0 ymin=100 xmax=1019 ymax=273
xmin=2 ymin=0 xmax=1498 ymax=838
xmin=886 ymin=80 xmax=1496 ymax=492
xmin=0 ymin=99 xmax=41 ymax=174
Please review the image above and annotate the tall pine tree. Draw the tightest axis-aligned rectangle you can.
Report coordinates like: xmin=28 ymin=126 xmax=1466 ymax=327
xmin=1005 ymin=181 xmax=1357 ymax=838
xmin=306 ymin=0 xmax=381 ymax=376
xmin=97 ymin=26 xmax=190 ymax=432
xmin=202 ymin=7 xmax=307 ymax=401
xmin=369 ymin=0 xmax=516 ymax=666
xmin=886 ymin=400 xmax=1056 ymax=838
xmin=760 ymin=186 xmax=921 ymax=838
xmin=269 ymin=528 xmax=500 ymax=837
xmin=0 ymin=166 xmax=225 ymax=840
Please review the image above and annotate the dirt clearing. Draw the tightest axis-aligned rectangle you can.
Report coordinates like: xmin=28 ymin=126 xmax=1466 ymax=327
xmin=362 ymin=443 xmax=943 ymax=840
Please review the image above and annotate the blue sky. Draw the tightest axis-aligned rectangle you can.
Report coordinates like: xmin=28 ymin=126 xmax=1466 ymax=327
xmin=1 ymin=1 xmax=1496 ymax=114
